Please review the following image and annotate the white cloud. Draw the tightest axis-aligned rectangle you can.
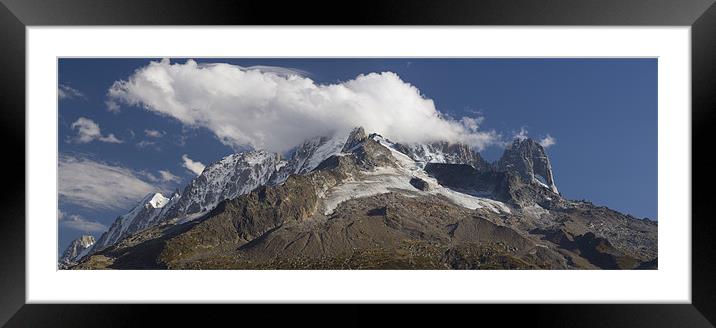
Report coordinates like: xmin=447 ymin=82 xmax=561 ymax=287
xmin=108 ymin=59 xmax=500 ymax=153
xmin=58 ymin=84 xmax=84 ymax=100
xmin=70 ymin=117 xmax=123 ymax=144
xmin=60 ymin=214 xmax=107 ymax=233
xmin=59 ymin=155 xmax=159 ymax=210
xmin=539 ymin=134 xmax=556 ymax=148
xmin=159 ymin=170 xmax=181 ymax=183
xmin=144 ymin=129 xmax=164 ymax=138
xmin=182 ymin=154 xmax=205 ymax=175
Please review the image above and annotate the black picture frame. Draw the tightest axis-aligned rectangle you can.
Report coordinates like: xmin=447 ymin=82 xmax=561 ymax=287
xmin=1 ymin=0 xmax=715 ymax=326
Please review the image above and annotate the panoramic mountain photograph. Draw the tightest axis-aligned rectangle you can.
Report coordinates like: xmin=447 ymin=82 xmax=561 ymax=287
xmin=58 ymin=58 xmax=657 ymax=270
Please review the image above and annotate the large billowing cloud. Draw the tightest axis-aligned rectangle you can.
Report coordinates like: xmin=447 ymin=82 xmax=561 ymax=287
xmin=107 ymin=59 xmax=500 ymax=153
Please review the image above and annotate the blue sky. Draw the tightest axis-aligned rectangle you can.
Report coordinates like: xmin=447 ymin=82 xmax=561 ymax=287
xmin=58 ymin=58 xmax=657 ymax=253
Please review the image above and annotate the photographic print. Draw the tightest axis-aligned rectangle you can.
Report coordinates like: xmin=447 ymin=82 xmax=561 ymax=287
xmin=57 ymin=58 xmax=657 ymax=270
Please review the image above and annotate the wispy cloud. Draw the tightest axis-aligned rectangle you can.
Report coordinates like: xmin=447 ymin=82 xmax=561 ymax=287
xmin=59 ymin=213 xmax=107 ymax=233
xmin=460 ymin=116 xmax=485 ymax=133
xmin=107 ymin=59 xmax=500 ymax=152
xmin=136 ymin=140 xmax=156 ymax=148
xmin=70 ymin=117 xmax=123 ymax=144
xmin=59 ymin=155 xmax=159 ymax=210
xmin=182 ymin=154 xmax=205 ymax=175
xmin=58 ymin=84 xmax=85 ymax=100
xmin=159 ymin=170 xmax=181 ymax=183
xmin=144 ymin=129 xmax=164 ymax=138
xmin=105 ymin=100 xmax=121 ymax=113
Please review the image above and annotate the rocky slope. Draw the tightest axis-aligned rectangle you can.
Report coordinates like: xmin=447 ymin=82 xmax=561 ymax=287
xmin=73 ymin=128 xmax=657 ymax=270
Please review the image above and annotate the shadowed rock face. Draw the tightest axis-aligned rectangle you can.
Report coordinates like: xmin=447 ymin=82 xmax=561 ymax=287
xmin=497 ymin=138 xmax=559 ymax=194
xmin=342 ymin=127 xmax=368 ymax=152
xmin=424 ymin=163 xmax=563 ymax=208
xmin=425 ymin=163 xmax=503 ymax=195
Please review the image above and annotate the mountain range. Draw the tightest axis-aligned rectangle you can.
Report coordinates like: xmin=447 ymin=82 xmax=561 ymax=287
xmin=62 ymin=127 xmax=657 ymax=270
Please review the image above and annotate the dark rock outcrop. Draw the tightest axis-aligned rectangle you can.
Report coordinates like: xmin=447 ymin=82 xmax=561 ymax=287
xmin=342 ymin=127 xmax=368 ymax=152
xmin=409 ymin=177 xmax=431 ymax=191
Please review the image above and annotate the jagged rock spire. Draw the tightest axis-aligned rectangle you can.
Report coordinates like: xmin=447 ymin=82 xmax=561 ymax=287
xmin=497 ymin=138 xmax=558 ymax=194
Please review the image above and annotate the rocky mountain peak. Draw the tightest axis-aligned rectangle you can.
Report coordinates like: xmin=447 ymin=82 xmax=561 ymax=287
xmin=342 ymin=127 xmax=368 ymax=152
xmin=146 ymin=192 xmax=169 ymax=209
xmin=309 ymin=127 xmax=396 ymax=171
xmin=59 ymin=235 xmax=96 ymax=268
xmin=76 ymin=235 xmax=96 ymax=246
xmin=498 ymin=138 xmax=558 ymax=194
xmin=92 ymin=191 xmax=175 ymax=252
xmin=506 ymin=137 xmax=540 ymax=150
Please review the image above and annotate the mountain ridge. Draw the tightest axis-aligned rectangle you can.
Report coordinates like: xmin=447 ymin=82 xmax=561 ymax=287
xmin=69 ymin=127 xmax=656 ymax=270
